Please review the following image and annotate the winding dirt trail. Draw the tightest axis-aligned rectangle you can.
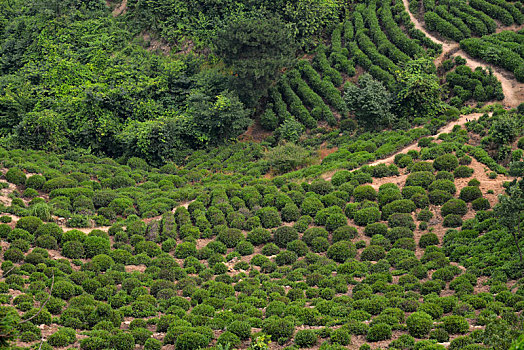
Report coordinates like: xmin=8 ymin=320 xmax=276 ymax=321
xmin=401 ymin=0 xmax=524 ymax=108
xmin=368 ymin=112 xmax=484 ymax=166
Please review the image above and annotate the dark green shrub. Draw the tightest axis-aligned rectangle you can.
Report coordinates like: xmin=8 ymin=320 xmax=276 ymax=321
xmin=217 ymin=331 xmax=241 ymax=347
xmin=454 ymin=166 xmax=473 ymax=178
xmin=310 ymin=179 xmax=333 ymax=195
xmin=405 ymin=172 xmax=435 ymax=189
xmin=217 ymin=228 xmax=244 ymax=248
xmin=174 ymin=332 xmax=209 ymax=350
xmin=418 ymin=209 xmax=434 ymax=222
xmin=332 ymin=226 xmax=358 ymax=242
xmin=281 ymin=203 xmax=300 ymax=222
xmin=311 ymin=236 xmax=329 ymax=253
xmin=459 ymin=186 xmax=482 ymax=202
xmin=429 ymin=179 xmax=456 ymax=194
xmin=174 ymin=242 xmax=197 ymax=259
xmin=441 ymin=199 xmax=467 ymax=216
xmin=6 ymin=168 xmax=26 ymax=185
xmin=287 ymin=240 xmax=309 ymax=256
xmin=433 ymin=154 xmax=459 ymax=171
xmin=301 ymin=197 xmax=324 ymax=217
xmin=295 ymin=329 xmax=317 ymax=347
xmin=327 ymin=241 xmax=356 ymax=262
xmin=442 ymin=315 xmax=469 ymax=334
xmin=353 ymin=185 xmax=377 ymax=202
xmin=364 ymin=223 xmax=387 ymax=237
xmin=144 ymin=338 xmax=162 ymax=350
xmin=382 ymin=200 xmax=416 ymax=220
xmin=366 ymin=323 xmax=391 ymax=342
xmin=330 ymin=328 xmax=351 ymax=345
xmin=15 ymin=216 xmax=42 ymax=234
xmin=275 ymin=250 xmax=298 ymax=265
xmin=246 ymin=228 xmax=271 ymax=246
xmin=472 ymin=197 xmax=490 ymax=210
xmin=443 ymin=215 xmax=462 ymax=227
xmin=429 ymin=190 xmax=453 ymax=205
xmin=361 ymin=245 xmax=386 ymax=261
xmin=110 ymin=332 xmax=135 ymax=350
xmin=406 ymin=311 xmax=433 ymax=338
xmin=302 ymin=227 xmax=328 ymax=246
xmin=273 ymin=226 xmax=299 ymax=248
xmin=262 ymin=316 xmax=294 ymax=343
xmin=257 ymin=207 xmax=281 ymax=228
xmin=419 ymin=233 xmax=439 ymax=248
xmin=354 ymin=207 xmax=380 ymax=226
xmin=388 ymin=213 xmax=415 ymax=230
xmin=227 ymin=320 xmax=251 ymax=340
xmin=62 ymin=241 xmax=85 ymax=259
xmin=429 ymin=328 xmax=449 ymax=343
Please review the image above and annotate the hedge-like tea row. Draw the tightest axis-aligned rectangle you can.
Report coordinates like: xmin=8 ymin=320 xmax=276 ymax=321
xmin=379 ymin=2 xmax=425 ymax=58
xmin=460 ymin=36 xmax=524 ymax=82
xmin=445 ymin=64 xmax=504 ymax=106
xmin=424 ymin=11 xmax=465 ymax=42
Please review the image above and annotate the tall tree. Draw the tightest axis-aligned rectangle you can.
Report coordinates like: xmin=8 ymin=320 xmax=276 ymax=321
xmin=394 ymin=57 xmax=443 ymax=120
xmin=213 ymin=14 xmax=296 ymax=107
xmin=344 ymin=73 xmax=395 ymax=129
xmin=495 ymin=183 xmax=524 ymax=262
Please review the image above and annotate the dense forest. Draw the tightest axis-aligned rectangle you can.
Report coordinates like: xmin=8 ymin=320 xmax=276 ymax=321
xmin=1 ymin=0 xmax=524 ymax=350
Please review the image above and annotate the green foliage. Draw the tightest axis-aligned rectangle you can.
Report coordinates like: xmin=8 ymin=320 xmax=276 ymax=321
xmin=344 ymin=74 xmax=395 ymax=129
xmin=214 ymin=15 xmax=296 ymax=106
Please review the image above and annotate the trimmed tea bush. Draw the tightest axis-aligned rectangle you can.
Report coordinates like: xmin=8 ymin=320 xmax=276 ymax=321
xmin=406 ymin=312 xmax=433 ymax=338
xmin=295 ymin=329 xmax=317 ymax=347
xmin=366 ymin=323 xmax=392 ymax=342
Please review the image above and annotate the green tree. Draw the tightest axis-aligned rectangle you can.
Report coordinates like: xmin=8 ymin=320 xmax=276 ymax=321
xmin=14 ymin=109 xmax=69 ymax=151
xmin=494 ymin=183 xmax=524 ymax=262
xmin=213 ymin=14 xmax=296 ymax=107
xmin=187 ymin=90 xmax=251 ymax=145
xmin=394 ymin=58 xmax=443 ymax=120
xmin=344 ymin=73 xmax=395 ymax=129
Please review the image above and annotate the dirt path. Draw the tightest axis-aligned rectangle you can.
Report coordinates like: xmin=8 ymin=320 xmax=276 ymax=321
xmin=401 ymin=0 xmax=524 ymax=108
xmin=112 ymin=0 xmax=127 ymax=17
xmin=368 ymin=112 xmax=484 ymax=166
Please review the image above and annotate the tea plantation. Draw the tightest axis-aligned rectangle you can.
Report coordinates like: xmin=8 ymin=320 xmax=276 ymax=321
xmin=1 ymin=0 xmax=524 ymax=350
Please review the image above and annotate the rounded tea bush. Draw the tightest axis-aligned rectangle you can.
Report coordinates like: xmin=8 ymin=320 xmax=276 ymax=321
xmin=443 ymin=214 xmax=463 ymax=228
xmin=441 ymin=199 xmax=467 ymax=216
xmin=433 ymin=154 xmax=459 ymax=171
xmin=454 ymin=166 xmax=474 ymax=178
xmin=406 ymin=172 xmax=435 ymax=189
xmin=6 ymin=168 xmax=26 ymax=185
xmin=15 ymin=216 xmax=42 ymax=234
xmin=327 ymin=241 xmax=356 ymax=262
xmin=361 ymin=245 xmax=386 ymax=261
xmin=406 ymin=311 xmax=433 ymax=338
xmin=273 ymin=226 xmax=299 ymax=248
xmin=227 ymin=320 xmax=251 ymax=340
xmin=246 ymin=228 xmax=271 ymax=246
xmin=366 ymin=323 xmax=392 ymax=342
xmin=330 ymin=328 xmax=351 ymax=345
xmin=217 ymin=228 xmax=244 ymax=248
xmin=262 ymin=316 xmax=295 ymax=343
xmin=175 ymin=332 xmax=209 ymax=350
xmin=354 ymin=207 xmax=380 ymax=226
xmin=332 ymin=226 xmax=358 ymax=242
xmin=459 ymin=186 xmax=482 ymax=202
xmin=472 ymin=197 xmax=490 ymax=211
xmin=353 ymin=185 xmax=377 ymax=202
xmin=419 ymin=233 xmax=439 ymax=248
xmin=442 ymin=315 xmax=469 ymax=334
xmin=295 ymin=329 xmax=317 ymax=347
xmin=257 ymin=207 xmax=281 ymax=228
